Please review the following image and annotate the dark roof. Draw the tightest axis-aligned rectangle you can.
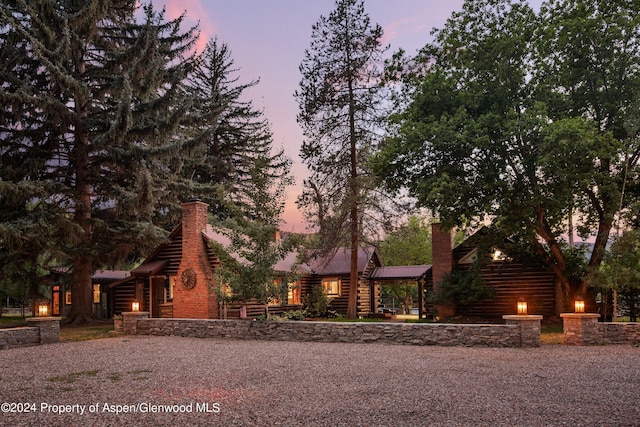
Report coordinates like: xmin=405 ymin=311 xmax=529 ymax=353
xmin=48 ymin=268 xmax=130 ymax=282
xmin=92 ymin=270 xmax=131 ymax=281
xmin=369 ymin=265 xmax=431 ymax=281
xmin=306 ymin=247 xmax=379 ymax=275
xmin=131 ymin=259 xmax=169 ymax=276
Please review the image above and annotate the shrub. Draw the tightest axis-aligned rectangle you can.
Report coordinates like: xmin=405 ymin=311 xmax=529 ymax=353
xmin=303 ymin=286 xmax=329 ymax=317
xmin=280 ymin=310 xmax=307 ymax=321
xmin=428 ymin=269 xmax=494 ymax=306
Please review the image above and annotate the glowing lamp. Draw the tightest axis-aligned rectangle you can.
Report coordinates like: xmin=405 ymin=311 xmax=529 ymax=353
xmin=517 ymin=297 xmax=528 ymax=315
xmin=131 ymin=301 xmax=140 ymax=312
xmin=574 ymin=297 xmax=585 ymax=313
xmin=38 ymin=304 xmax=49 ymax=317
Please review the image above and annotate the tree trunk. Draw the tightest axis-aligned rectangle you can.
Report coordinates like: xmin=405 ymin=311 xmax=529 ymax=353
xmin=345 ymin=34 xmax=359 ymax=320
xmin=347 ymin=205 xmax=358 ymax=319
xmin=66 ymin=47 xmax=98 ymax=325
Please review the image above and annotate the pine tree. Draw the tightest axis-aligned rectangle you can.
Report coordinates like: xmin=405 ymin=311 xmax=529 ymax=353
xmin=295 ymin=0 xmax=388 ymax=318
xmin=181 ymin=38 xmax=291 ymax=221
xmin=0 ymin=1 xmax=198 ymax=324
xmin=181 ymin=38 xmax=293 ymax=302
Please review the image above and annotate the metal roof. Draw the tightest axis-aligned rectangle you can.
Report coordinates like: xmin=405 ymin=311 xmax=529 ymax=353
xmin=306 ymin=247 xmax=378 ymax=275
xmin=369 ymin=265 xmax=431 ymax=281
xmin=130 ymin=259 xmax=169 ymax=276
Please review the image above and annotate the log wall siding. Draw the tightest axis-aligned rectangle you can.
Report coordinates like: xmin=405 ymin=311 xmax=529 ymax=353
xmin=299 ymin=274 xmax=351 ymax=316
xmin=456 ymin=263 xmax=556 ymax=317
xmin=358 ymin=257 xmax=380 ymax=315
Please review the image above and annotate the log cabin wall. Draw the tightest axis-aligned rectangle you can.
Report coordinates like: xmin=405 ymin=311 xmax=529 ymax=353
xmin=457 ymin=262 xmax=556 ymax=317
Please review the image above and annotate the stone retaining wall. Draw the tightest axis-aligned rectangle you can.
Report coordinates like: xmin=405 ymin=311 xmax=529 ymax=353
xmin=0 ymin=317 xmax=61 ymax=350
xmin=0 ymin=327 xmax=39 ymax=349
xmin=597 ymin=322 xmax=640 ymax=345
xmin=561 ymin=313 xmax=640 ymax=346
xmin=133 ymin=317 xmax=540 ymax=347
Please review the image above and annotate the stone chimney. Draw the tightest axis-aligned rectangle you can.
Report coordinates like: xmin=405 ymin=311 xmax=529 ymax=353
xmin=173 ymin=200 xmax=218 ymax=319
xmin=431 ymin=223 xmax=455 ymax=318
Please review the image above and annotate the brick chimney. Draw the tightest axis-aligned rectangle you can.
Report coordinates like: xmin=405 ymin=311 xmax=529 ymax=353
xmin=173 ymin=200 xmax=218 ymax=319
xmin=432 ymin=223 xmax=455 ymax=318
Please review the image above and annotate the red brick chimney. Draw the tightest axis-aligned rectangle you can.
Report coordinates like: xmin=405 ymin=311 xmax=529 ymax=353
xmin=432 ymin=223 xmax=455 ymax=318
xmin=173 ymin=200 xmax=218 ymax=319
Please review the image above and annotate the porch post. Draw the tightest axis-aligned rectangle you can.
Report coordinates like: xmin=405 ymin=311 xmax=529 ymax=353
xmin=417 ymin=278 xmax=424 ymax=319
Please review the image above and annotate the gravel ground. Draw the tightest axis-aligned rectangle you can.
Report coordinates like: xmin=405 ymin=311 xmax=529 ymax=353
xmin=1 ymin=336 xmax=639 ymax=426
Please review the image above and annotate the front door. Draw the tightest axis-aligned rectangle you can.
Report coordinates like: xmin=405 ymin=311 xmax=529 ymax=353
xmin=151 ymin=277 xmax=166 ymax=317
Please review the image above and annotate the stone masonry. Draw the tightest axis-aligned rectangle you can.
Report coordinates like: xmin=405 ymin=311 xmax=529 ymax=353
xmin=0 ymin=317 xmax=61 ymax=350
xmin=561 ymin=313 xmax=640 ymax=346
xmin=131 ymin=317 xmax=542 ymax=348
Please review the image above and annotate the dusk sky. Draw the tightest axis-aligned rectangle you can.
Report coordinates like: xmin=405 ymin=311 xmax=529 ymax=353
xmin=150 ymin=0 xmax=544 ymax=231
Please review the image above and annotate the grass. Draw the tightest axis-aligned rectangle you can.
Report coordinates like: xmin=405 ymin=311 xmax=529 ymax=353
xmin=47 ymin=370 xmax=101 ymax=384
xmin=541 ymin=325 xmax=564 ymax=345
xmin=0 ymin=315 xmax=28 ymax=327
xmin=324 ymin=317 xmax=383 ymax=322
xmin=60 ymin=324 xmax=118 ymax=342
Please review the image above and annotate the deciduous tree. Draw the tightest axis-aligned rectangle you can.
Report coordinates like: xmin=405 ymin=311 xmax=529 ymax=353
xmin=373 ymin=0 xmax=640 ymax=312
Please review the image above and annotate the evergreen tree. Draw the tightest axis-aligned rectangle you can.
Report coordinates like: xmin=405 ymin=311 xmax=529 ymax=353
xmin=181 ymin=38 xmax=293 ymax=302
xmin=295 ymin=0 xmax=389 ymax=318
xmin=0 ymin=1 xmax=198 ymax=323
xmin=181 ymin=38 xmax=291 ymax=222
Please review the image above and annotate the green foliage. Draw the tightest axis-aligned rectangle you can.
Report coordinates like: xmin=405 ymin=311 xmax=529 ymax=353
xmin=302 ymin=285 xmax=330 ymax=318
xmin=378 ymin=215 xmax=432 ymax=314
xmin=428 ymin=269 xmax=495 ymax=307
xmin=211 ymin=224 xmax=295 ymax=305
xmin=0 ymin=1 xmax=199 ymax=323
xmin=589 ymin=230 xmax=640 ymax=321
xmin=181 ymin=38 xmax=292 ymax=224
xmin=379 ymin=216 xmax=432 ymax=266
xmin=0 ymin=4 xmax=292 ymax=321
xmin=373 ymin=0 xmax=640 ymax=305
xmin=295 ymin=0 xmax=396 ymax=318
xmin=279 ymin=310 xmax=307 ymax=321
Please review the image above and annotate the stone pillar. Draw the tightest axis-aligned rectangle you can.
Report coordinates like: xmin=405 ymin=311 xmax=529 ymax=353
xmin=560 ymin=313 xmax=601 ymax=345
xmin=123 ymin=311 xmax=150 ymax=335
xmin=27 ymin=317 xmax=62 ymax=344
xmin=502 ymin=314 xmax=543 ymax=347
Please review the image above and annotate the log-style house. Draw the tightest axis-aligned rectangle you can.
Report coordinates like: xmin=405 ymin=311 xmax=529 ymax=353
xmin=107 ymin=200 xmax=432 ymax=319
xmin=430 ymin=224 xmax=557 ymax=318
xmin=48 ymin=205 xmax=557 ymax=320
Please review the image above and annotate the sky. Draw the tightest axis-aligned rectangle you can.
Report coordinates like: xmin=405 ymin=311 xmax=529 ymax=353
xmin=150 ymin=0 xmax=544 ymax=232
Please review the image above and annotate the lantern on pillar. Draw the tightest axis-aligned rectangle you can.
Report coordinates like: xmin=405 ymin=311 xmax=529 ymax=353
xmin=574 ymin=297 xmax=585 ymax=313
xmin=131 ymin=300 xmax=140 ymax=312
xmin=517 ymin=297 xmax=528 ymax=315
xmin=38 ymin=303 xmax=49 ymax=317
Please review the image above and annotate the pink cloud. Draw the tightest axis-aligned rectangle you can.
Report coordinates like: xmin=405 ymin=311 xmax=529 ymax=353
xmin=153 ymin=0 xmax=218 ymax=53
xmin=381 ymin=17 xmax=412 ymax=46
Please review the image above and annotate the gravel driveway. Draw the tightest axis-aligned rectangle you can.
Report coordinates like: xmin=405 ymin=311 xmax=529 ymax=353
xmin=1 ymin=336 xmax=639 ymax=426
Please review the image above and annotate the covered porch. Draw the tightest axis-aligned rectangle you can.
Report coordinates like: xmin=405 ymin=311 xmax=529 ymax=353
xmin=368 ymin=265 xmax=432 ymax=319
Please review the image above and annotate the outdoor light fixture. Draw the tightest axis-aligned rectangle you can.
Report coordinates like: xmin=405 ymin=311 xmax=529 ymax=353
xmin=574 ymin=297 xmax=585 ymax=313
xmin=38 ymin=304 xmax=49 ymax=317
xmin=131 ymin=301 xmax=140 ymax=312
xmin=517 ymin=297 xmax=528 ymax=315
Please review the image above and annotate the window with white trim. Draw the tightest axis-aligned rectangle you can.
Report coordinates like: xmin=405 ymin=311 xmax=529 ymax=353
xmin=322 ymin=278 xmax=341 ymax=297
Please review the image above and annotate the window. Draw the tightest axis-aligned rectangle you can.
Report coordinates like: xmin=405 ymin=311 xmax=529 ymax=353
xmin=52 ymin=285 xmax=60 ymax=315
xmin=322 ymin=278 xmax=341 ymax=297
xmin=93 ymin=284 xmax=101 ymax=304
xmin=287 ymin=281 xmax=300 ymax=305
xmin=65 ymin=290 xmax=72 ymax=305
